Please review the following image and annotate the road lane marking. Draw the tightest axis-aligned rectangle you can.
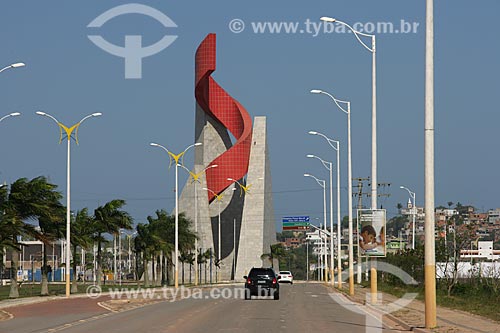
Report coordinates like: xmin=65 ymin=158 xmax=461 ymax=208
xmin=0 ymin=310 xmax=14 ymax=321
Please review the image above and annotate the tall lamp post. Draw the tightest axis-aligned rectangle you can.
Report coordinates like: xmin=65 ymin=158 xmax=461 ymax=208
xmin=36 ymin=111 xmax=102 ymax=297
xmin=306 ymin=154 xmax=334 ymax=286
xmin=0 ymin=62 xmax=25 ymax=74
xmin=179 ymin=164 xmax=218 ymax=286
xmin=309 ymin=131 xmax=342 ymax=288
xmin=227 ymin=177 xmax=261 ymax=277
xmin=150 ymin=142 xmax=202 ymax=288
xmin=319 ymin=17 xmax=378 ymax=210
xmin=304 ymin=173 xmax=328 ymax=283
xmin=425 ymin=0 xmax=437 ymax=327
xmin=126 ymin=231 xmax=137 ymax=275
xmin=310 ymin=89 xmax=354 ymax=294
xmin=400 ymin=186 xmax=416 ymax=250
xmin=202 ymin=187 xmax=224 ymax=282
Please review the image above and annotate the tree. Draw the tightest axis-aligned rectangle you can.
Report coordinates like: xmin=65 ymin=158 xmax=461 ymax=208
xmin=197 ymin=249 xmax=212 ymax=284
xmin=0 ymin=177 xmax=63 ymax=298
xmin=261 ymin=243 xmax=287 ymax=269
xmin=92 ymin=199 xmax=133 ymax=286
xmin=32 ymin=177 xmax=65 ymax=296
xmin=436 ymin=221 xmax=477 ymax=296
xmin=179 ymin=251 xmax=194 ymax=285
xmin=0 ymin=177 xmax=65 ymax=298
xmin=134 ymin=222 xmax=154 ymax=287
xmin=70 ymin=208 xmax=94 ymax=292
xmin=133 ymin=210 xmax=196 ymax=286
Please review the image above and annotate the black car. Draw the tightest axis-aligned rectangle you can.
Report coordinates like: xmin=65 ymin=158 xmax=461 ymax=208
xmin=243 ymin=267 xmax=279 ymax=300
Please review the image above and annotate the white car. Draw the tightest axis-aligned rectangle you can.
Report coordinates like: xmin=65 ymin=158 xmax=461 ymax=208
xmin=278 ymin=271 xmax=293 ymax=284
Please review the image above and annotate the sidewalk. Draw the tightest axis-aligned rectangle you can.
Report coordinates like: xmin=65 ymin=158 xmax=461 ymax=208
xmin=330 ymin=284 xmax=500 ymax=333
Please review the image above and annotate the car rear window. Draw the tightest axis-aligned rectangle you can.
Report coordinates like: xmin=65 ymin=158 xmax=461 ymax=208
xmin=280 ymin=271 xmax=291 ymax=274
xmin=249 ymin=268 xmax=275 ymax=277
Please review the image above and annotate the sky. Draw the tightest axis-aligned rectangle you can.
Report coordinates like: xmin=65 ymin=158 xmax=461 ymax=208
xmin=0 ymin=0 xmax=499 ymax=230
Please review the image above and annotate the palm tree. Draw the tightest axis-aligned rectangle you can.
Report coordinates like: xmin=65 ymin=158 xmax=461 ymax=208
xmin=25 ymin=177 xmax=66 ymax=296
xmin=92 ymin=199 xmax=133 ymax=286
xmin=144 ymin=210 xmax=196 ymax=286
xmin=0 ymin=177 xmax=62 ymax=298
xmin=197 ymin=249 xmax=212 ymax=284
xmin=70 ymin=208 xmax=93 ymax=292
xmin=179 ymin=251 xmax=195 ymax=285
xmin=134 ymin=223 xmax=153 ymax=287
xmin=261 ymin=243 xmax=287 ymax=269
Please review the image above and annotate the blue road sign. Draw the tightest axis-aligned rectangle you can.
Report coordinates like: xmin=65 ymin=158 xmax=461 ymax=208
xmin=282 ymin=216 xmax=310 ymax=223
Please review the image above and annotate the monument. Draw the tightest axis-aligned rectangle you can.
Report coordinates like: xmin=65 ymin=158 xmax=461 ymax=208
xmin=178 ymin=33 xmax=275 ymax=281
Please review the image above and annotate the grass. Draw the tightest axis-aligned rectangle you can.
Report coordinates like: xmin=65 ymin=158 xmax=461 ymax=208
xmin=435 ymin=285 xmax=500 ymax=322
xmin=374 ymin=281 xmax=500 ymax=323
xmin=0 ymin=282 xmax=142 ymax=301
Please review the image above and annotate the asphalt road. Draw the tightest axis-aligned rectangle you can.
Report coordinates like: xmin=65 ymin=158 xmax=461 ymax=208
xmin=0 ymin=283 xmax=396 ymax=333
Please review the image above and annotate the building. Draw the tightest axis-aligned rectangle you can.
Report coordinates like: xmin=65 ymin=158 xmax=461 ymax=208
xmin=283 ymin=237 xmax=304 ymax=249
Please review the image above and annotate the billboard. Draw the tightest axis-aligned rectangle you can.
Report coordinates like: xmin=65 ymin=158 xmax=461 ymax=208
xmin=357 ymin=209 xmax=386 ymax=257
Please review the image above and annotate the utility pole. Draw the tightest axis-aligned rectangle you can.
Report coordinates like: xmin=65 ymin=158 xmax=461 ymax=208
xmin=353 ymin=177 xmax=370 ymax=283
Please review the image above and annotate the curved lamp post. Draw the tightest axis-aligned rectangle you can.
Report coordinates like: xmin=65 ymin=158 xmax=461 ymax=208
xmin=180 ymin=164 xmax=218 ymax=285
xmin=310 ymin=90 xmax=354 ymax=294
xmin=0 ymin=112 xmax=21 ymax=124
xmin=202 ymin=187 xmax=224 ymax=283
xmin=307 ymin=154 xmax=335 ymax=286
xmin=0 ymin=62 xmax=25 ymax=74
xmin=226 ymin=177 xmax=252 ymax=197
xmin=308 ymin=131 xmax=342 ymax=288
xmin=304 ymin=173 xmax=328 ymax=283
xmin=400 ymin=186 xmax=417 ymax=250
xmin=150 ymin=142 xmax=202 ymax=288
xmin=319 ymin=16 xmax=378 ymax=210
xmin=36 ymin=111 xmax=102 ymax=297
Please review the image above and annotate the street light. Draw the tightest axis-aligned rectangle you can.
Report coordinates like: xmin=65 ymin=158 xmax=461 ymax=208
xmin=308 ymin=131 xmax=342 ymax=288
xmin=304 ymin=173 xmax=328 ymax=283
xmin=400 ymin=186 xmax=417 ymax=250
xmin=126 ymin=231 xmax=137 ymax=276
xmin=424 ymin=0 xmax=437 ymax=327
xmin=202 ymin=187 xmax=225 ymax=282
xmin=36 ymin=111 xmax=102 ymax=297
xmin=319 ymin=16 xmax=378 ymax=210
xmin=310 ymin=90 xmax=354 ymax=295
xmin=306 ymin=154 xmax=335 ymax=286
xmin=0 ymin=62 xmax=25 ymax=74
xmin=150 ymin=141 xmax=202 ymax=288
xmin=0 ymin=112 xmax=21 ymax=124
xmin=180 ymin=164 xmax=218 ymax=285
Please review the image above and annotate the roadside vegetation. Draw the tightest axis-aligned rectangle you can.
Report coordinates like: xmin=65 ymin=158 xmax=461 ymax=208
xmin=0 ymin=176 xmax=197 ymax=300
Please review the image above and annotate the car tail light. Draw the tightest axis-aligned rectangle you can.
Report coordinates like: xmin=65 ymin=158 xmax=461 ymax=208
xmin=247 ymin=278 xmax=252 ymax=285
xmin=272 ymin=278 xmax=277 ymax=284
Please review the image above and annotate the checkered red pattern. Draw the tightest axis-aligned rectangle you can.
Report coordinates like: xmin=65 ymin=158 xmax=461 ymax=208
xmin=195 ymin=33 xmax=252 ymax=202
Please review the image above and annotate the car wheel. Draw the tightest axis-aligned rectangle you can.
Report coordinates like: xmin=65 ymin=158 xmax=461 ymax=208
xmin=244 ymin=289 xmax=251 ymax=300
xmin=274 ymin=292 xmax=279 ymax=300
